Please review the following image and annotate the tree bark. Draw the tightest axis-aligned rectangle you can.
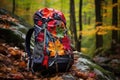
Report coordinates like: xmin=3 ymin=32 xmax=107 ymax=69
xmin=78 ymin=0 xmax=83 ymax=52
xmin=95 ymin=0 xmax=103 ymax=49
xmin=112 ymin=0 xmax=118 ymax=44
xmin=12 ymin=0 xmax=15 ymax=14
xmin=70 ymin=0 xmax=78 ymax=51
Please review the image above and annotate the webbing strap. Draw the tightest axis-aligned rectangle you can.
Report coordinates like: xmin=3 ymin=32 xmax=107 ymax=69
xmin=25 ymin=28 xmax=34 ymax=57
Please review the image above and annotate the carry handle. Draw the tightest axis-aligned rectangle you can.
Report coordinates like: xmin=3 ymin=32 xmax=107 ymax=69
xmin=25 ymin=28 xmax=34 ymax=57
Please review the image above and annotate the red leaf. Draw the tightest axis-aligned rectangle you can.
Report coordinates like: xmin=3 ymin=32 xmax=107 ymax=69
xmin=37 ymin=32 xmax=44 ymax=42
xmin=47 ymin=20 xmax=57 ymax=37
xmin=37 ymin=20 xmax=42 ymax=26
xmin=42 ymin=8 xmax=54 ymax=19
xmin=62 ymin=36 xmax=71 ymax=50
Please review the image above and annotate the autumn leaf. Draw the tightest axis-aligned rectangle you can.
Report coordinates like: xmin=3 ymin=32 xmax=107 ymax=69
xmin=8 ymin=48 xmax=17 ymax=56
xmin=49 ymin=75 xmax=63 ymax=80
xmin=56 ymin=21 xmax=66 ymax=38
xmin=37 ymin=32 xmax=44 ymax=42
xmin=19 ymin=61 xmax=27 ymax=68
xmin=75 ymin=70 xmax=88 ymax=79
xmin=55 ymin=39 xmax=64 ymax=56
xmin=8 ymin=47 xmax=24 ymax=56
xmin=47 ymin=20 xmax=57 ymax=37
xmin=56 ymin=26 xmax=64 ymax=38
xmin=0 ymin=43 xmax=8 ymax=55
xmin=11 ymin=68 xmax=17 ymax=74
xmin=48 ymin=39 xmax=65 ymax=57
xmin=97 ymin=31 xmax=107 ymax=35
xmin=88 ymin=72 xmax=96 ymax=78
xmin=61 ymin=36 xmax=71 ymax=50
xmin=9 ymin=73 xmax=24 ymax=79
xmin=37 ymin=20 xmax=42 ymax=26
xmin=42 ymin=8 xmax=54 ymax=19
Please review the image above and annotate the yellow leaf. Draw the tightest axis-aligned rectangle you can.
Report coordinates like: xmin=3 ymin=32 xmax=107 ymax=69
xmin=48 ymin=39 xmax=65 ymax=57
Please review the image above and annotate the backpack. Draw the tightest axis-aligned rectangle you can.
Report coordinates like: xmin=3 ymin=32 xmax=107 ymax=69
xmin=25 ymin=8 xmax=74 ymax=74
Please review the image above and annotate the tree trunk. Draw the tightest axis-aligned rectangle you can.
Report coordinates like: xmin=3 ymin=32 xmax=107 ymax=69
xmin=119 ymin=0 xmax=120 ymax=43
xmin=70 ymin=0 xmax=78 ymax=51
xmin=95 ymin=0 xmax=103 ymax=49
xmin=78 ymin=0 xmax=83 ymax=52
xmin=112 ymin=0 xmax=118 ymax=44
xmin=12 ymin=0 xmax=15 ymax=14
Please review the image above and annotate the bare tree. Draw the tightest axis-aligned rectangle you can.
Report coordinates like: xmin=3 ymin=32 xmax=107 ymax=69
xmin=70 ymin=0 xmax=78 ymax=51
xmin=112 ymin=0 xmax=118 ymax=45
xmin=95 ymin=0 xmax=103 ymax=50
xmin=78 ymin=0 xmax=83 ymax=52
xmin=12 ymin=0 xmax=15 ymax=14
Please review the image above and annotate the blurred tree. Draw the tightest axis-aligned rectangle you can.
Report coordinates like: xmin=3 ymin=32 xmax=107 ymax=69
xmin=12 ymin=0 xmax=15 ymax=14
xmin=111 ymin=0 xmax=118 ymax=45
xmin=119 ymin=0 xmax=120 ymax=42
xmin=70 ymin=0 xmax=78 ymax=51
xmin=95 ymin=0 xmax=103 ymax=50
xmin=78 ymin=0 xmax=83 ymax=52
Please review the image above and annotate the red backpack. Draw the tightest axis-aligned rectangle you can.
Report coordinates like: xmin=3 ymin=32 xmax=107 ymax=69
xmin=25 ymin=8 xmax=74 ymax=75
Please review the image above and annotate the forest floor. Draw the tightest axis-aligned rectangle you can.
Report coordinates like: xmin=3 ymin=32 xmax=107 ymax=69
xmin=0 ymin=43 xmax=97 ymax=80
xmin=0 ymin=42 xmax=120 ymax=80
xmin=93 ymin=43 xmax=120 ymax=80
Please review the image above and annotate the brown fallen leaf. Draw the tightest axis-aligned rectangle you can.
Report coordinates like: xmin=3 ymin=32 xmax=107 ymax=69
xmin=0 ymin=43 xmax=8 ymax=55
xmin=75 ymin=70 xmax=88 ymax=79
xmin=19 ymin=61 xmax=27 ymax=68
xmin=86 ymin=77 xmax=95 ymax=80
xmin=8 ymin=72 xmax=24 ymax=79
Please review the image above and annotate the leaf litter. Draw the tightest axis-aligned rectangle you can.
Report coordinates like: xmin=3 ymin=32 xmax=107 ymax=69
xmin=0 ymin=43 xmax=98 ymax=80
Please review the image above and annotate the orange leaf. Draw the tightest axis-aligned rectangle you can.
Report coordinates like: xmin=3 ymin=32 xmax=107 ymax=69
xmin=42 ymin=8 xmax=54 ymax=19
xmin=48 ymin=39 xmax=65 ymax=57
xmin=19 ymin=61 xmax=26 ymax=67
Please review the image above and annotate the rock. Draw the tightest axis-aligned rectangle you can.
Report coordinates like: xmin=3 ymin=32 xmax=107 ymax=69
xmin=0 ymin=8 xmax=32 ymax=49
xmin=72 ymin=52 xmax=116 ymax=80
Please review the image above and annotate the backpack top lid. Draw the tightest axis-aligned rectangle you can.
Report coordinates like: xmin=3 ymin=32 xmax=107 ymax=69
xmin=34 ymin=8 xmax=66 ymax=26
xmin=33 ymin=8 xmax=67 ymax=38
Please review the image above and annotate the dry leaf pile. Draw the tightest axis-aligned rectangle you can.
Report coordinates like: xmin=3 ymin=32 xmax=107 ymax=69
xmin=0 ymin=43 xmax=36 ymax=79
xmin=0 ymin=14 xmax=18 ymax=29
xmin=0 ymin=43 xmax=97 ymax=80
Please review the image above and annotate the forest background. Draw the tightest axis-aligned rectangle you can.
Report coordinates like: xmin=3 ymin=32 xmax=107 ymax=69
xmin=0 ymin=0 xmax=120 ymax=58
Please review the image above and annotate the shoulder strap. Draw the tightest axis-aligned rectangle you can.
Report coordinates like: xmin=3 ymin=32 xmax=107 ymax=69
xmin=25 ymin=28 xmax=34 ymax=57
